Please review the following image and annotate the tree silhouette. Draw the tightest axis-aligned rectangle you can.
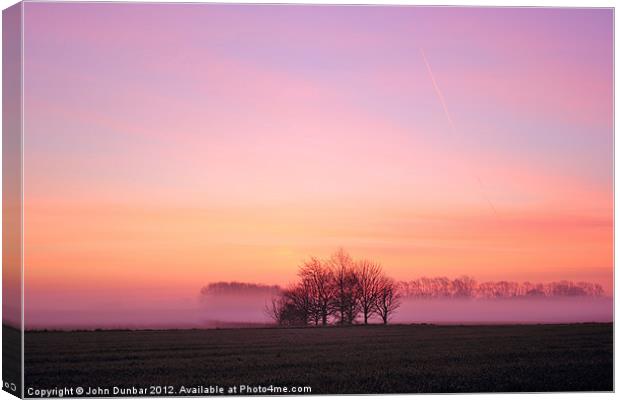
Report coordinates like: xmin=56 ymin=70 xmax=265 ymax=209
xmin=299 ymin=257 xmax=335 ymax=325
xmin=375 ymin=277 xmax=401 ymax=325
xmin=266 ymin=251 xmax=403 ymax=326
xmin=356 ymin=260 xmax=383 ymax=325
xmin=329 ymin=249 xmax=360 ymax=324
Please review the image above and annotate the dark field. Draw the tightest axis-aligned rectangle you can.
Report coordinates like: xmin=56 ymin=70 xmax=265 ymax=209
xmin=24 ymin=323 xmax=612 ymax=395
xmin=3 ymin=325 xmax=22 ymax=397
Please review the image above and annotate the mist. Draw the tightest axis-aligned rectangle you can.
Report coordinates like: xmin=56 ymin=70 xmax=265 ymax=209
xmin=392 ymin=297 xmax=612 ymax=324
xmin=25 ymin=280 xmax=612 ymax=330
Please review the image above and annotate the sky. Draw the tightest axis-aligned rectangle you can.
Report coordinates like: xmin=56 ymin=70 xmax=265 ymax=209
xmin=21 ymin=4 xmax=612 ymax=327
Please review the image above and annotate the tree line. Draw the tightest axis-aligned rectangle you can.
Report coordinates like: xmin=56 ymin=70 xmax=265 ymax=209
xmin=266 ymin=249 xmax=400 ymax=326
xmin=200 ymin=254 xmax=606 ymax=327
xmin=201 ymin=282 xmax=281 ymax=296
xmin=399 ymin=276 xmax=605 ymax=299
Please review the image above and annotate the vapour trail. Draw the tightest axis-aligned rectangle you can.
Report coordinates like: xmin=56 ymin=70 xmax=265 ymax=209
xmin=477 ymin=177 xmax=499 ymax=216
xmin=420 ymin=48 xmax=455 ymax=132
xmin=419 ymin=47 xmax=499 ymax=217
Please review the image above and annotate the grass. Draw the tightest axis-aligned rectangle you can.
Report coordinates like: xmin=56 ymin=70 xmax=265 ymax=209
xmin=24 ymin=323 xmax=612 ymax=394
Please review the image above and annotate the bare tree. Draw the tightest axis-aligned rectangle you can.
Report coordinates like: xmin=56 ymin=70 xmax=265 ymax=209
xmin=375 ymin=277 xmax=401 ymax=324
xmin=266 ymin=280 xmax=319 ymax=326
xmin=329 ymin=249 xmax=360 ymax=324
xmin=265 ymin=296 xmax=284 ymax=323
xmin=356 ymin=260 xmax=383 ymax=324
xmin=299 ymin=257 xmax=335 ymax=325
xmin=451 ymin=275 xmax=477 ymax=298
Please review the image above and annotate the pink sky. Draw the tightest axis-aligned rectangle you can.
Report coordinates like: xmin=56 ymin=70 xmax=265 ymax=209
xmin=20 ymin=4 xmax=612 ymax=327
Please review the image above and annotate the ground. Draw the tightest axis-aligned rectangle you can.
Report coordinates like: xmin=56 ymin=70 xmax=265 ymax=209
xmin=23 ymin=323 xmax=612 ymax=395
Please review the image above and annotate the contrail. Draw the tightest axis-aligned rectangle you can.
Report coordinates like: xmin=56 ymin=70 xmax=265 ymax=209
xmin=477 ymin=177 xmax=498 ymax=216
xmin=420 ymin=47 xmax=498 ymax=217
xmin=420 ymin=48 xmax=455 ymax=132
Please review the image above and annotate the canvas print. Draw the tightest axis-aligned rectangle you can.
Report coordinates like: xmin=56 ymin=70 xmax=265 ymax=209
xmin=2 ymin=2 xmax=614 ymax=397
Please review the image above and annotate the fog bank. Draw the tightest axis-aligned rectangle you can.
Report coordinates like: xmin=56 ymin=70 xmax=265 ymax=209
xmin=26 ymin=295 xmax=612 ymax=330
xmin=392 ymin=297 xmax=612 ymax=324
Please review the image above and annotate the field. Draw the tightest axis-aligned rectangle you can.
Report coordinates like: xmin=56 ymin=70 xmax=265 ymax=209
xmin=3 ymin=325 xmax=22 ymax=396
xmin=24 ymin=323 xmax=612 ymax=395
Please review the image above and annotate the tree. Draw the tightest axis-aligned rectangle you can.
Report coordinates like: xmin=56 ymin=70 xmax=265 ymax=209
xmin=266 ymin=282 xmax=313 ymax=326
xmin=355 ymin=260 xmax=383 ymax=324
xmin=329 ymin=249 xmax=360 ymax=324
xmin=265 ymin=296 xmax=284 ymax=324
xmin=265 ymin=250 xmax=401 ymax=327
xmin=375 ymin=277 xmax=401 ymax=324
xmin=451 ymin=275 xmax=477 ymax=298
xmin=299 ymin=257 xmax=335 ymax=325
